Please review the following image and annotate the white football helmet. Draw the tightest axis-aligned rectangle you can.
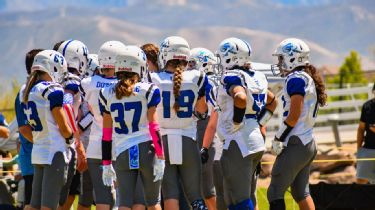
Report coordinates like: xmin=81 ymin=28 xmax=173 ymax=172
xmin=31 ymin=50 xmax=67 ymax=83
xmin=158 ymin=36 xmax=190 ymax=69
xmin=98 ymin=41 xmax=126 ymax=70
xmin=188 ymin=47 xmax=218 ymax=74
xmin=57 ymin=40 xmax=89 ymax=76
xmin=85 ymin=54 xmax=99 ymax=77
xmin=114 ymin=45 xmax=147 ymax=79
xmin=217 ymin=37 xmax=252 ymax=71
xmin=271 ymin=38 xmax=310 ymax=77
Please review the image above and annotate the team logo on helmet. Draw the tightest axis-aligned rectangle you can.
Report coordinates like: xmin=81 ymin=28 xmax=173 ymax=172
xmin=197 ymin=51 xmax=210 ymax=63
xmin=282 ymin=42 xmax=301 ymax=56
xmin=220 ymin=42 xmax=236 ymax=56
xmin=161 ymin=40 xmax=169 ymax=49
xmin=140 ymin=51 xmax=146 ymax=61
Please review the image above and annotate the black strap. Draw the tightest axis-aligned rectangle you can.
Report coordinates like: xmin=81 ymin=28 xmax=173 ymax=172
xmin=145 ymin=84 xmax=155 ymax=101
xmin=102 ymin=140 xmax=112 ymax=161
xmin=99 ymin=90 xmax=107 ymax=106
xmin=197 ymin=71 xmax=204 ymax=87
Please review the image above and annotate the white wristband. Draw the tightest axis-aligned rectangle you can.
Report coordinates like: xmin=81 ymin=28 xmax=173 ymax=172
xmin=79 ymin=112 xmax=93 ymax=131
xmin=258 ymin=109 xmax=273 ymax=126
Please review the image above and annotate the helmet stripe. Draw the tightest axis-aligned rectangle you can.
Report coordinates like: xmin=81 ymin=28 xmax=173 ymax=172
xmin=62 ymin=39 xmax=74 ymax=56
xmin=242 ymin=39 xmax=252 ymax=56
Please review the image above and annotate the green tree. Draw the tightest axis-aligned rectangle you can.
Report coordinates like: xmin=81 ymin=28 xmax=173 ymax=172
xmin=328 ymin=50 xmax=367 ymax=86
xmin=0 ymin=80 xmax=20 ymax=121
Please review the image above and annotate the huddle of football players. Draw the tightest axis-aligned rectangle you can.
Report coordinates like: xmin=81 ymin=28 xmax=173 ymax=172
xmin=15 ymin=35 xmax=326 ymax=210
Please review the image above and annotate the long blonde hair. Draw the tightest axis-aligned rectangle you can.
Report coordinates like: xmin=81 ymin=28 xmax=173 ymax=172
xmin=115 ymin=72 xmax=140 ymax=99
xmin=23 ymin=70 xmax=45 ymax=103
xmin=166 ymin=59 xmax=187 ymax=112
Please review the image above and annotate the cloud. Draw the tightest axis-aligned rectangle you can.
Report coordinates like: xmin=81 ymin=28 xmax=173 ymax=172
xmin=0 ymin=0 xmax=127 ymax=12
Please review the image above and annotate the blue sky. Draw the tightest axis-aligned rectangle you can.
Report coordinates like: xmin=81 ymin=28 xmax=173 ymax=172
xmin=0 ymin=0 xmax=334 ymax=12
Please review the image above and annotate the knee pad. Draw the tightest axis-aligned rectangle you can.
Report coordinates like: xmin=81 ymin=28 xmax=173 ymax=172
xmin=228 ymin=199 xmax=254 ymax=210
xmin=191 ymin=199 xmax=208 ymax=210
xmin=269 ymin=199 xmax=285 ymax=210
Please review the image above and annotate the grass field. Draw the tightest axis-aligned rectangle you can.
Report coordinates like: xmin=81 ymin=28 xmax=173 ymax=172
xmin=72 ymin=187 xmax=297 ymax=210
xmin=257 ymin=187 xmax=298 ymax=209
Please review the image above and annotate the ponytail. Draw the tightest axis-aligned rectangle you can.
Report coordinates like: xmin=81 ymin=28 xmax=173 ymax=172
xmin=166 ymin=60 xmax=187 ymax=112
xmin=115 ymin=72 xmax=139 ymax=99
xmin=304 ymin=64 xmax=327 ymax=106
xmin=23 ymin=71 xmax=43 ymax=103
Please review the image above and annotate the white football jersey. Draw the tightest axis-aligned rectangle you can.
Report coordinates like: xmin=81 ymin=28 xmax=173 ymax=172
xmin=150 ymin=70 xmax=208 ymax=139
xmin=79 ymin=101 xmax=91 ymax=149
xmin=19 ymin=81 xmax=69 ymax=164
xmin=99 ymin=82 xmax=161 ymax=158
xmin=280 ymin=70 xmax=317 ymax=146
xmin=216 ymin=69 xmax=268 ymax=157
xmin=206 ymin=74 xmax=219 ymax=115
xmin=80 ymin=75 xmax=117 ymax=159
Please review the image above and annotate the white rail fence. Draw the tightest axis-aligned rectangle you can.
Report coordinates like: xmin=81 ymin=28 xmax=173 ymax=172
xmin=0 ymin=84 xmax=373 ymax=150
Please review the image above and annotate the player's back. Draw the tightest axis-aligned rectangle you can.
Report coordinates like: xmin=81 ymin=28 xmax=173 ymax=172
xmin=100 ymin=81 xmax=160 ymax=156
xmin=80 ymin=75 xmax=117 ymax=132
xmin=150 ymin=70 xmax=207 ymax=138
xmin=216 ymin=69 xmax=268 ymax=140
xmin=282 ymin=70 xmax=317 ymax=143
xmin=20 ymin=81 xmax=67 ymax=164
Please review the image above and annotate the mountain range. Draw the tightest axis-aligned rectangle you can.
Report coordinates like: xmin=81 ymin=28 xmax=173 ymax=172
xmin=0 ymin=0 xmax=374 ymax=85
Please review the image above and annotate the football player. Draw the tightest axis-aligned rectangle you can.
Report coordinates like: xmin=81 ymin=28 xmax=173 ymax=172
xmin=149 ymin=36 xmax=209 ymax=210
xmin=201 ymin=37 xmax=277 ymax=210
xmin=79 ymin=41 xmax=125 ymax=210
xmin=20 ymin=50 xmax=73 ymax=210
xmin=99 ymin=45 xmax=164 ymax=210
xmin=56 ymin=39 xmax=89 ymax=210
xmin=267 ymin=38 xmax=326 ymax=210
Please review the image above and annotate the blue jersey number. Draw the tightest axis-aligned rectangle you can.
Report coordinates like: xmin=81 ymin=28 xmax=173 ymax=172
xmin=252 ymin=94 xmax=266 ymax=115
xmin=110 ymin=101 xmax=142 ymax=134
xmin=162 ymin=90 xmax=195 ymax=118
xmin=22 ymin=101 xmax=43 ymax=131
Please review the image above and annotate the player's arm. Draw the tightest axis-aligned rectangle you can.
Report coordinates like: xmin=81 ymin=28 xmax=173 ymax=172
xmin=0 ymin=125 xmax=9 ymax=139
xmin=200 ymin=109 xmax=218 ymax=164
xmin=147 ymin=86 xmax=163 ymax=158
xmin=275 ymin=77 xmax=305 ymax=142
xmin=230 ymin=85 xmax=247 ymax=125
xmin=202 ymin=110 xmax=218 ymax=149
xmin=0 ymin=118 xmax=9 ymax=139
xmin=19 ymin=126 xmax=33 ymax=143
xmin=357 ymin=105 xmax=367 ymax=149
xmin=285 ymin=95 xmax=303 ymax=126
xmin=15 ymin=93 xmax=33 ymax=142
xmin=102 ymin=112 xmax=113 ymax=165
xmin=48 ymin=89 xmax=73 ymax=143
xmin=223 ymin=73 xmax=247 ymax=125
xmin=258 ymin=90 xmax=278 ymax=127
xmin=99 ymin=89 xmax=113 ymax=165
xmin=357 ymin=121 xmax=366 ymax=149
xmin=0 ymin=112 xmax=9 ymax=138
xmin=265 ymin=90 xmax=278 ymax=113
xmin=195 ymin=75 xmax=208 ymax=115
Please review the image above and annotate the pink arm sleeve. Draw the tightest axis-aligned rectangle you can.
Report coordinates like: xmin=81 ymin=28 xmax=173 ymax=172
xmin=149 ymin=121 xmax=163 ymax=157
xmin=102 ymin=127 xmax=113 ymax=165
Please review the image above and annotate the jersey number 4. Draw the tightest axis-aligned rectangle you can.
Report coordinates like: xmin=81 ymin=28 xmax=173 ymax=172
xmin=111 ymin=101 xmax=142 ymax=134
xmin=22 ymin=101 xmax=43 ymax=131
